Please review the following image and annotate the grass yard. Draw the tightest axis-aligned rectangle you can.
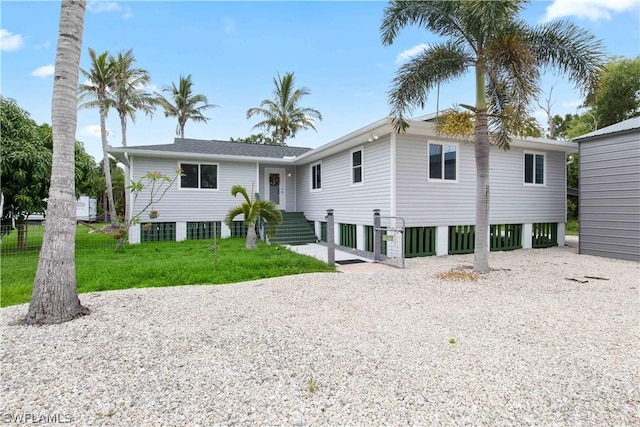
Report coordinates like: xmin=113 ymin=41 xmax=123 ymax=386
xmin=566 ymin=219 xmax=579 ymax=236
xmin=1 ymin=226 xmax=335 ymax=307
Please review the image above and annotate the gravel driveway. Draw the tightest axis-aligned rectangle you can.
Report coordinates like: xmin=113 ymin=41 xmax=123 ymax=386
xmin=1 ymin=244 xmax=638 ymax=426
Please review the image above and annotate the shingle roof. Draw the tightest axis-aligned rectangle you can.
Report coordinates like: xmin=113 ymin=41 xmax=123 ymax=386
xmin=127 ymin=138 xmax=312 ymax=158
xmin=574 ymin=117 xmax=640 ymax=140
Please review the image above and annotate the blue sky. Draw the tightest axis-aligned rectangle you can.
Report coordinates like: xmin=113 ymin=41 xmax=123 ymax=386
xmin=2 ymin=0 xmax=639 ymax=162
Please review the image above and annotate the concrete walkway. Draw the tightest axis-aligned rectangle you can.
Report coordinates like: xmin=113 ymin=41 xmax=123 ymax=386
xmin=284 ymin=243 xmax=398 ymax=272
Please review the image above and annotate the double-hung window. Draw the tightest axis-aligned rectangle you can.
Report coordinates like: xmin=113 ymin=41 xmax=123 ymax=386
xmin=311 ymin=162 xmax=322 ymax=190
xmin=180 ymin=163 xmax=218 ymax=189
xmin=352 ymin=148 xmax=363 ymax=184
xmin=428 ymin=143 xmax=457 ymax=181
xmin=524 ymin=152 xmax=545 ymax=185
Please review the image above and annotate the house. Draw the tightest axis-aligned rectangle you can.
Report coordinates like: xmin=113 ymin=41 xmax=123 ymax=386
xmin=108 ymin=116 xmax=577 ymax=257
xmin=574 ymin=117 xmax=640 ymax=262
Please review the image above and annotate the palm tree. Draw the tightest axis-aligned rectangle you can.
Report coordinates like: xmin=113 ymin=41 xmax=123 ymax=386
xmin=380 ymin=0 xmax=605 ymax=273
xmin=108 ymin=49 xmax=156 ymax=229
xmin=155 ymin=74 xmax=216 ymax=138
xmin=27 ymin=0 xmax=89 ymax=325
xmin=78 ymin=48 xmax=118 ymax=227
xmin=247 ymin=72 xmax=322 ymax=146
xmin=224 ymin=184 xmax=283 ymax=249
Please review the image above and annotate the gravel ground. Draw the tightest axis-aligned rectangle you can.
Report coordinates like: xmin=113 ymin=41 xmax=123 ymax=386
xmin=1 ymin=243 xmax=638 ymax=426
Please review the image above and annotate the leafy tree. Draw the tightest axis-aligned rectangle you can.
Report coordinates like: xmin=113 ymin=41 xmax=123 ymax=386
xmin=381 ymin=0 xmax=604 ymax=272
xmin=36 ymin=123 xmax=101 ymax=198
xmin=247 ymin=72 xmax=322 ymax=146
xmin=225 ymin=184 xmax=282 ymax=249
xmin=588 ymin=56 xmax=640 ymax=127
xmin=108 ymin=49 xmax=156 ymax=231
xmin=0 ymin=97 xmax=52 ymax=248
xmin=155 ymin=74 xmax=217 ymax=138
xmin=78 ymin=48 xmax=119 ymax=226
xmin=1 ymin=100 xmax=101 ymax=242
xmin=27 ymin=0 xmax=89 ymax=325
xmin=230 ymin=133 xmax=280 ymax=145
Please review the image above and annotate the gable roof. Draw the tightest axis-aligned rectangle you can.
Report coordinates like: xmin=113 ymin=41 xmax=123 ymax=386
xmin=131 ymin=138 xmax=311 ymax=158
xmin=574 ymin=117 xmax=640 ymax=141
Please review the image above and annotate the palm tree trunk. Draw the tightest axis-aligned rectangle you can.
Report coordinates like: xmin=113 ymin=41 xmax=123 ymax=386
xmin=119 ymin=112 xmax=131 ymax=234
xmin=246 ymin=224 xmax=258 ymax=249
xmin=26 ymin=0 xmax=89 ymax=325
xmin=473 ymin=63 xmax=490 ymax=274
xmin=100 ymin=102 xmax=118 ymax=226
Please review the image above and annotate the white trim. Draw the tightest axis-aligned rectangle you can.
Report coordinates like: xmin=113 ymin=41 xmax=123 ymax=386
xmin=427 ymin=141 xmax=459 ymax=183
xmin=523 ymin=151 xmax=546 ymax=187
xmin=350 ymin=146 xmax=364 ymax=186
xmin=264 ymin=167 xmax=286 ymax=210
xmin=178 ymin=161 xmax=220 ymax=191
xmin=310 ymin=161 xmax=322 ymax=192
xmin=390 ymin=133 xmax=397 ymax=217
xmin=128 ymin=156 xmax=135 ymax=223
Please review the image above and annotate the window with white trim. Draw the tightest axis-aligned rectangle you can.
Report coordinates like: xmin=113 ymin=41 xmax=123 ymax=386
xmin=428 ymin=143 xmax=457 ymax=181
xmin=524 ymin=152 xmax=545 ymax=185
xmin=180 ymin=163 xmax=218 ymax=189
xmin=352 ymin=148 xmax=363 ymax=184
xmin=311 ymin=162 xmax=321 ymax=190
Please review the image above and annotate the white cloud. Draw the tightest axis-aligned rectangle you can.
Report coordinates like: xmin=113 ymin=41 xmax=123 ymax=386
xmin=30 ymin=64 xmax=55 ymax=78
xmin=0 ymin=29 xmax=25 ymax=52
xmin=542 ymin=0 xmax=638 ymax=22
xmin=80 ymin=125 xmax=115 ymax=138
xmin=222 ymin=17 xmax=237 ymax=35
xmin=561 ymin=100 xmax=583 ymax=109
xmin=36 ymin=40 xmax=51 ymax=49
xmin=87 ymin=1 xmax=132 ymax=19
xmin=395 ymin=43 xmax=429 ymax=64
xmin=80 ymin=125 xmax=102 ymax=138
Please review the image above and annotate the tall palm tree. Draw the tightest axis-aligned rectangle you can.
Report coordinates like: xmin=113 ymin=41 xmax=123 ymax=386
xmin=247 ymin=72 xmax=322 ymax=146
xmin=380 ymin=0 xmax=605 ymax=273
xmin=78 ymin=48 xmax=118 ymax=227
xmin=155 ymin=74 xmax=216 ymax=138
xmin=108 ymin=49 xmax=156 ymax=229
xmin=225 ymin=184 xmax=283 ymax=249
xmin=27 ymin=0 xmax=89 ymax=325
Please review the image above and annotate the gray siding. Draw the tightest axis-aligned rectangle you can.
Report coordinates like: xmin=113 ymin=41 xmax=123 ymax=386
xmin=130 ymin=156 xmax=257 ymax=222
xmin=395 ymin=136 xmax=567 ymax=226
xmin=579 ymin=132 xmax=640 ymax=261
xmin=296 ymin=138 xmax=392 ymax=223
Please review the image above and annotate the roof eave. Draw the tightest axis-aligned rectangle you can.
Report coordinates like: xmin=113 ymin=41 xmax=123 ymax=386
xmin=107 ymin=147 xmax=297 ymax=165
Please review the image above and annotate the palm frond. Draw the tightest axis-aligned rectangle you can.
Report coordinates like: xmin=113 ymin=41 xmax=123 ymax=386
xmin=388 ymin=41 xmax=470 ymax=132
xmin=528 ymin=20 xmax=606 ymax=97
xmin=224 ymin=205 xmax=245 ymax=227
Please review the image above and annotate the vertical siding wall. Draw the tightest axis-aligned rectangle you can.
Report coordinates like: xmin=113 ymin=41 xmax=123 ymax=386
xmin=296 ymin=138 xmax=392 ymax=223
xmin=130 ymin=156 xmax=257 ymax=222
xmin=579 ymin=132 xmax=640 ymax=261
xmin=394 ymin=136 xmax=567 ymax=226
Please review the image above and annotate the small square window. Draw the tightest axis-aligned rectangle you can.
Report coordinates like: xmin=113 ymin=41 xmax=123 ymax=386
xmin=180 ymin=163 xmax=218 ymax=189
xmin=428 ymin=143 xmax=456 ymax=181
xmin=524 ymin=153 xmax=544 ymax=185
xmin=311 ymin=163 xmax=321 ymax=190
xmin=181 ymin=164 xmax=199 ymax=188
xmin=352 ymin=149 xmax=363 ymax=184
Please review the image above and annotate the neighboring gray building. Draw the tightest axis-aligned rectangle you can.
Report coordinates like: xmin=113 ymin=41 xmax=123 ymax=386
xmin=575 ymin=117 xmax=640 ymax=261
xmin=110 ymin=116 xmax=577 ymax=256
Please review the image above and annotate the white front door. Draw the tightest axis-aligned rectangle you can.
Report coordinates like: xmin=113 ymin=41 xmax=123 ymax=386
xmin=264 ymin=168 xmax=285 ymax=210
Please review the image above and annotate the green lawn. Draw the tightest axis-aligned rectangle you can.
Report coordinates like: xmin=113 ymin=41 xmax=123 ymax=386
xmin=566 ymin=219 xmax=579 ymax=236
xmin=1 ymin=227 xmax=335 ymax=307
